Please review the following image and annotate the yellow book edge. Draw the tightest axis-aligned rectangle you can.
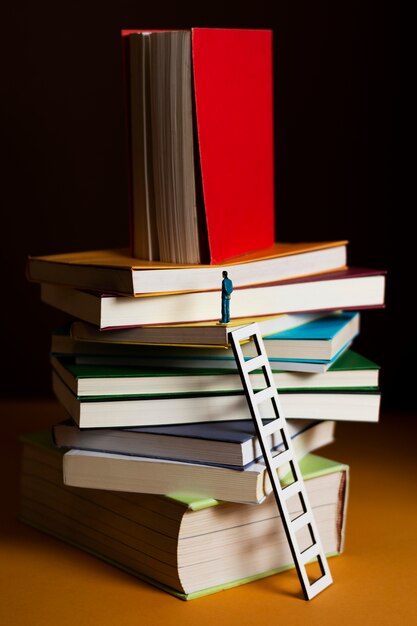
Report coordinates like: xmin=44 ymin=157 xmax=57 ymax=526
xmin=28 ymin=241 xmax=349 ymax=269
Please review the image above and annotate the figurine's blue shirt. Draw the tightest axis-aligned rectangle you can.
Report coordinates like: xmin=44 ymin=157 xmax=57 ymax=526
xmin=222 ymin=278 xmax=233 ymax=296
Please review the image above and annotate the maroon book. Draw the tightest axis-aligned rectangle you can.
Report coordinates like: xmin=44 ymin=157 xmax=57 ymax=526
xmin=40 ymin=266 xmax=386 ymax=329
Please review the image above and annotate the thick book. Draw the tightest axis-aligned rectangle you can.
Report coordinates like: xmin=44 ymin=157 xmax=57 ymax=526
xmin=51 ymin=369 xmax=381 ymax=429
xmin=122 ymin=28 xmax=274 ymax=264
xmin=19 ymin=432 xmax=348 ymax=599
xmin=26 ymin=241 xmax=348 ymax=296
xmin=50 ymin=349 xmax=380 ymax=398
xmin=40 ymin=267 xmax=386 ymax=329
xmin=53 ymin=417 xmax=336 ymax=469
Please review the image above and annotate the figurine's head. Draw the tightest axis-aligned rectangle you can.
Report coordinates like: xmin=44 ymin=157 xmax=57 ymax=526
xmin=222 ymin=271 xmax=228 ymax=278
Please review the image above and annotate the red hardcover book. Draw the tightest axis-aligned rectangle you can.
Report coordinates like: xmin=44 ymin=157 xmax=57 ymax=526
xmin=122 ymin=28 xmax=274 ymax=265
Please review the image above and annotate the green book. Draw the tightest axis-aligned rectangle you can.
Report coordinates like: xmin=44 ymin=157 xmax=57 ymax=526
xmin=19 ymin=431 xmax=349 ymax=600
xmin=51 ymin=359 xmax=381 ymax=428
xmin=51 ymin=349 xmax=380 ymax=398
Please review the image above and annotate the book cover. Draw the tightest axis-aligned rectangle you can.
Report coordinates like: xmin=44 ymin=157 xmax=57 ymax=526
xmin=263 ymin=310 xmax=359 ymax=360
xmin=191 ymin=27 xmax=275 ymax=262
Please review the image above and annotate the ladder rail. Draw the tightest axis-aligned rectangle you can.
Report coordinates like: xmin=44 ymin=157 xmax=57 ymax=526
xmin=229 ymin=323 xmax=333 ymax=600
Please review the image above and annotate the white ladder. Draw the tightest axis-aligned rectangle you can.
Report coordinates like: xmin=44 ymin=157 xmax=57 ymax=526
xmin=229 ymin=323 xmax=333 ymax=600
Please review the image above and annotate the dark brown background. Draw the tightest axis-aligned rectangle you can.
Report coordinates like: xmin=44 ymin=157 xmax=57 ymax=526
xmin=1 ymin=2 xmax=406 ymax=408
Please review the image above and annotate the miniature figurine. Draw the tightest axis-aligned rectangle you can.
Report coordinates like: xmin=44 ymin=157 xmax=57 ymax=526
xmin=220 ymin=270 xmax=233 ymax=324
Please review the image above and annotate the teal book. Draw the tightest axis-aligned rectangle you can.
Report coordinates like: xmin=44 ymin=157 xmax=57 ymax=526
xmin=50 ymin=311 xmax=361 ymax=373
xmin=263 ymin=310 xmax=360 ymax=360
xmin=19 ymin=431 xmax=349 ymax=600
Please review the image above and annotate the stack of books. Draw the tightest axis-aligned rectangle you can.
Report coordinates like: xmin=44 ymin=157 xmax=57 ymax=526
xmin=20 ymin=27 xmax=386 ymax=600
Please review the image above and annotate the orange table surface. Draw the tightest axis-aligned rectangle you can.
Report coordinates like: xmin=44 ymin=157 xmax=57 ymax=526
xmin=1 ymin=398 xmax=416 ymax=626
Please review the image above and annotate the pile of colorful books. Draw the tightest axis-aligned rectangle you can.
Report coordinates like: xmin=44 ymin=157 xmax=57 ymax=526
xmin=20 ymin=27 xmax=386 ymax=600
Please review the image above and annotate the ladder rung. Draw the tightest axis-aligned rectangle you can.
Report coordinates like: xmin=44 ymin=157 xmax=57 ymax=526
xmin=262 ymin=418 xmax=283 ymax=438
xmin=305 ymin=572 xmax=333 ymax=600
xmin=290 ymin=510 xmax=312 ymax=533
xmin=300 ymin=543 xmax=320 ymax=565
xmin=270 ymin=448 xmax=293 ymax=470
xmin=243 ymin=354 xmax=266 ymax=373
xmin=253 ymin=386 xmax=274 ymax=406
xmin=281 ymin=480 xmax=302 ymax=501
xmin=227 ymin=326 xmax=255 ymax=344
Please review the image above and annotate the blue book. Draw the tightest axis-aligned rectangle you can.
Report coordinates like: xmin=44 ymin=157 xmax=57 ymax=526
xmin=53 ymin=417 xmax=335 ymax=470
xmin=262 ymin=310 xmax=360 ymax=360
